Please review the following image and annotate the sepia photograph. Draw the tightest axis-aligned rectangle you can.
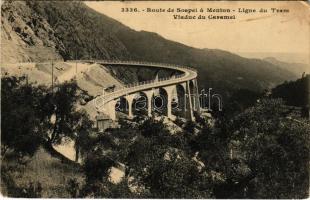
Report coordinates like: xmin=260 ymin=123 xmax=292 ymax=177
xmin=1 ymin=0 xmax=309 ymax=198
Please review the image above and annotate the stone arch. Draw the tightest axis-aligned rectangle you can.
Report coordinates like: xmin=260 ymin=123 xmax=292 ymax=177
xmin=132 ymin=92 xmax=148 ymax=116
xmin=154 ymin=87 xmax=168 ymax=116
xmin=172 ymin=84 xmax=186 ymax=117
xmin=140 ymin=90 xmax=155 ymax=117
xmin=115 ymin=96 xmax=129 ymax=118
xmin=189 ymin=80 xmax=195 ymax=94
xmin=189 ymin=80 xmax=196 ymax=110
xmin=161 ymin=85 xmax=176 ymax=119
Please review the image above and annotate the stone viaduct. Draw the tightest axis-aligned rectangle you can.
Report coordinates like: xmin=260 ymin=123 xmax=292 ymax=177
xmin=79 ymin=60 xmax=200 ymax=121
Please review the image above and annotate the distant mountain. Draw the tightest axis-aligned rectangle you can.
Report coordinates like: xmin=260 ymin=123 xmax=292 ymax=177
xmin=264 ymin=57 xmax=310 ymax=77
xmin=237 ymin=52 xmax=309 ymax=66
xmin=1 ymin=1 xmax=298 ymax=100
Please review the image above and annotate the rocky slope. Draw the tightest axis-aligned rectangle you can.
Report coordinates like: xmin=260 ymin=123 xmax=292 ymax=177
xmin=1 ymin=1 xmax=63 ymax=63
xmin=1 ymin=62 xmax=124 ymax=97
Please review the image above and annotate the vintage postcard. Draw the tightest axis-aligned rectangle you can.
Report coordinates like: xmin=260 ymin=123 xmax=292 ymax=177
xmin=1 ymin=0 xmax=309 ymax=198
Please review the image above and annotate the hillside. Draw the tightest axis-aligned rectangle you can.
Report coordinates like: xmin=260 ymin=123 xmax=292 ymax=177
xmin=1 ymin=62 xmax=124 ymax=97
xmin=1 ymin=1 xmax=64 ymax=63
xmin=271 ymin=74 xmax=310 ymax=109
xmin=1 ymin=147 xmax=83 ymax=197
xmin=1 ymin=1 xmax=297 ymax=99
xmin=264 ymin=57 xmax=310 ymax=77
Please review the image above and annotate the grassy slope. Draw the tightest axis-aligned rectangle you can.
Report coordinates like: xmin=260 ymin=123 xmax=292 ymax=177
xmin=1 ymin=147 xmax=84 ymax=198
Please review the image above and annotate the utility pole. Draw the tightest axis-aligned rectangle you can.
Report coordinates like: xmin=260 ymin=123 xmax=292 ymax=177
xmin=75 ymin=49 xmax=78 ymax=79
xmin=52 ymin=61 xmax=54 ymax=93
xmin=25 ymin=74 xmax=28 ymax=85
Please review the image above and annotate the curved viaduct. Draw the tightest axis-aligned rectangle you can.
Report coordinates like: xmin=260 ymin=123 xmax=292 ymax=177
xmin=77 ymin=60 xmax=200 ymax=121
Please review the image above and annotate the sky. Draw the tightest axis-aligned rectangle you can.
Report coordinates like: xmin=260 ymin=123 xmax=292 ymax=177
xmin=85 ymin=1 xmax=310 ymax=62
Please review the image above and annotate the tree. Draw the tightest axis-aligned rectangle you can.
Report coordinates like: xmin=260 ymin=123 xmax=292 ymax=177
xmin=1 ymin=76 xmax=42 ymax=158
xmin=120 ymin=118 xmax=212 ymax=198
xmin=227 ymin=99 xmax=310 ymax=198
xmin=36 ymin=80 xmax=90 ymax=146
xmin=1 ymin=76 xmax=93 ymax=161
xmin=81 ymin=150 xmax=116 ymax=198
xmin=66 ymin=178 xmax=80 ymax=198
xmin=62 ymin=98 xmax=309 ymax=198
xmin=141 ymin=151 xmax=212 ymax=198
xmin=271 ymin=76 xmax=308 ymax=108
xmin=107 ymin=178 xmax=134 ymax=198
xmin=73 ymin=110 xmax=93 ymax=162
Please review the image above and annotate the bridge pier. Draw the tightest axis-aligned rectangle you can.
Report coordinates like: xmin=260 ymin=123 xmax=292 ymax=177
xmin=155 ymin=72 xmax=159 ymax=82
xmin=193 ymin=79 xmax=200 ymax=113
xmin=185 ymin=81 xmax=194 ymax=121
xmin=163 ymin=85 xmax=176 ymax=120
xmin=104 ymin=100 xmax=118 ymax=121
xmin=143 ymin=90 xmax=155 ymax=117
xmin=178 ymin=83 xmax=187 ymax=118
xmin=125 ymin=94 xmax=137 ymax=119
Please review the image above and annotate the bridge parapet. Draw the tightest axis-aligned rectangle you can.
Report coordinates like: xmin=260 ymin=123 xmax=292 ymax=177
xmin=124 ymin=74 xmax=185 ymax=89
xmin=93 ymin=73 xmax=192 ymax=112
xmin=71 ymin=60 xmax=198 ymax=73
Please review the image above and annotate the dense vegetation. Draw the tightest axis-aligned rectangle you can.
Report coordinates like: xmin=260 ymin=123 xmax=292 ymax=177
xmin=271 ymin=75 xmax=309 ymax=118
xmin=1 ymin=76 xmax=89 ymax=196
xmin=1 ymin=76 xmax=309 ymax=198
xmin=271 ymin=75 xmax=309 ymax=107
